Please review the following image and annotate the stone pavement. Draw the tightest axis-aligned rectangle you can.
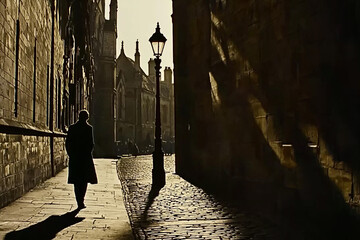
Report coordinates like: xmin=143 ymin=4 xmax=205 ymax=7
xmin=0 ymin=159 xmax=133 ymax=240
xmin=118 ymin=155 xmax=287 ymax=240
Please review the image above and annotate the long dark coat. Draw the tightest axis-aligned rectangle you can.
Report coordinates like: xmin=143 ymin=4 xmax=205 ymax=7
xmin=65 ymin=121 xmax=98 ymax=184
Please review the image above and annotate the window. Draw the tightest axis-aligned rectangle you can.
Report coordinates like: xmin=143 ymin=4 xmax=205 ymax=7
xmin=113 ymin=93 xmax=116 ymax=120
xmin=33 ymin=38 xmax=37 ymax=122
xmin=152 ymin=99 xmax=155 ymax=121
xmin=146 ymin=98 xmax=150 ymax=122
xmin=14 ymin=19 xmax=20 ymax=117
xmin=57 ymin=76 xmax=62 ymax=129
xmin=63 ymin=97 xmax=68 ymax=129
xmin=46 ymin=65 xmax=49 ymax=126
xmin=119 ymin=92 xmax=123 ymax=118
xmin=117 ymin=90 xmax=123 ymax=119
xmin=55 ymin=77 xmax=58 ymax=127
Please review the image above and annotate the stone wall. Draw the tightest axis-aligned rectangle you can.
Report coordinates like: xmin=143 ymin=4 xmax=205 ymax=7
xmin=0 ymin=0 xmax=65 ymax=126
xmin=173 ymin=0 xmax=360 ymax=229
xmin=53 ymin=136 xmax=68 ymax=176
xmin=0 ymin=134 xmax=50 ymax=207
xmin=93 ymin=22 xmax=117 ymax=157
xmin=0 ymin=0 xmax=68 ymax=208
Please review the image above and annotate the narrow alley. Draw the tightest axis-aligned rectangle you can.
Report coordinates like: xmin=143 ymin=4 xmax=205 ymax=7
xmin=2 ymin=1 xmax=360 ymax=239
xmin=0 ymin=156 xmax=289 ymax=240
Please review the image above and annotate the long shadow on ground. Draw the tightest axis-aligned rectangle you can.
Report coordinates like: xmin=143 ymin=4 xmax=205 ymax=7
xmin=140 ymin=185 xmax=161 ymax=225
xmin=4 ymin=209 xmax=84 ymax=240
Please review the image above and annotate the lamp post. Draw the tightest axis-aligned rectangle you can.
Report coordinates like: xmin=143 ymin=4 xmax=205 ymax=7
xmin=149 ymin=23 xmax=167 ymax=188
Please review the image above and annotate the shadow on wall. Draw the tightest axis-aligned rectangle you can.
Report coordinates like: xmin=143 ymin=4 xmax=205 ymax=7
xmin=177 ymin=0 xmax=360 ymax=239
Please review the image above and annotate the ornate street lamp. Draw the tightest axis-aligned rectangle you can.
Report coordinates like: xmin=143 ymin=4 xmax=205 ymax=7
xmin=149 ymin=23 xmax=167 ymax=188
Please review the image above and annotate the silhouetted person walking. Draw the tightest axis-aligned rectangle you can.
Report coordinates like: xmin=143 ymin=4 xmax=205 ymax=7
xmin=66 ymin=110 xmax=98 ymax=209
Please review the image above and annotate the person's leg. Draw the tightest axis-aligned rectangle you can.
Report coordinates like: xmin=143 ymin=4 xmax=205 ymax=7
xmin=74 ymin=182 xmax=88 ymax=208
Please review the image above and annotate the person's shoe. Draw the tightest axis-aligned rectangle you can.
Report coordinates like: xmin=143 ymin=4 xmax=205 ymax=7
xmin=77 ymin=203 xmax=86 ymax=209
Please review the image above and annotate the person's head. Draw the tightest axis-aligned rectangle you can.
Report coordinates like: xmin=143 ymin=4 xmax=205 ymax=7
xmin=78 ymin=110 xmax=89 ymax=122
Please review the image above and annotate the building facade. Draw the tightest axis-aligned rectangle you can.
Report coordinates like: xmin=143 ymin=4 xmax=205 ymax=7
xmin=173 ymin=0 xmax=360 ymax=232
xmin=116 ymin=41 xmax=174 ymax=153
xmin=0 ymin=0 xmax=99 ymax=208
xmin=91 ymin=0 xmax=117 ymax=158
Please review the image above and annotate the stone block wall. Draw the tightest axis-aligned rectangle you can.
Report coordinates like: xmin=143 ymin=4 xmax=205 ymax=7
xmin=0 ymin=133 xmax=51 ymax=207
xmin=53 ymin=136 xmax=68 ymax=176
xmin=0 ymin=133 xmax=68 ymax=209
xmin=0 ymin=0 xmax=63 ymax=126
xmin=173 ymin=0 xmax=360 ymax=228
xmin=0 ymin=0 xmax=68 ymax=208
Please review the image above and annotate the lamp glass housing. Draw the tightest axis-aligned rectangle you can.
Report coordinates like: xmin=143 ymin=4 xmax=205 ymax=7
xmin=149 ymin=23 xmax=167 ymax=57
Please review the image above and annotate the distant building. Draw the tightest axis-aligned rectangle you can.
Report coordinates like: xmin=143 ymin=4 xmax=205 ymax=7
xmin=116 ymin=41 xmax=174 ymax=153
xmin=91 ymin=0 xmax=118 ymax=157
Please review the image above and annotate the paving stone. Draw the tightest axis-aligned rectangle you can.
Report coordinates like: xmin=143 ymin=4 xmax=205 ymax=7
xmin=0 ymin=159 xmax=134 ymax=239
xmin=118 ymin=155 xmax=286 ymax=240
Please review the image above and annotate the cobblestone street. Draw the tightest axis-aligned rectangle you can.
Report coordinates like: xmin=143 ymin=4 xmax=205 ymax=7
xmin=118 ymin=155 xmax=286 ymax=240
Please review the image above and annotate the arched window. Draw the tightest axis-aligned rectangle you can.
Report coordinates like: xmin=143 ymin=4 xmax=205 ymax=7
xmin=118 ymin=88 xmax=123 ymax=119
xmin=146 ymin=98 xmax=150 ymax=122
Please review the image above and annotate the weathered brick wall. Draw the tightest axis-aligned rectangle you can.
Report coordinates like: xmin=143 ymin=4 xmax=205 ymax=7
xmin=173 ymin=0 xmax=360 ymax=226
xmin=0 ymin=0 xmax=68 ymax=208
xmin=53 ymin=136 xmax=68 ymax=175
xmin=0 ymin=133 xmax=52 ymax=208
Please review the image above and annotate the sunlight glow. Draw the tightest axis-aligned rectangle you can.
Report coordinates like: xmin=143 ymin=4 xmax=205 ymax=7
xmin=111 ymin=0 xmax=173 ymax=74
xmin=209 ymin=72 xmax=221 ymax=108
xmin=211 ymin=13 xmax=227 ymax=64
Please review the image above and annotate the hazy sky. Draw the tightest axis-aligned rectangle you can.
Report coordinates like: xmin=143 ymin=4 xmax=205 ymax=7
xmin=105 ymin=0 xmax=173 ymax=75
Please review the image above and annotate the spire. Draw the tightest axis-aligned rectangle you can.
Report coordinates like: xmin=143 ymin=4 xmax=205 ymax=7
xmin=110 ymin=0 xmax=117 ymax=21
xmin=120 ymin=41 xmax=125 ymax=55
xmin=136 ymin=39 xmax=139 ymax=53
xmin=135 ymin=39 xmax=140 ymax=70
xmin=110 ymin=0 xmax=117 ymax=34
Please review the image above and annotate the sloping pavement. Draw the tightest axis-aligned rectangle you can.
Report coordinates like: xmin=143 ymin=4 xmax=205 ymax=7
xmin=0 ymin=159 xmax=133 ymax=240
